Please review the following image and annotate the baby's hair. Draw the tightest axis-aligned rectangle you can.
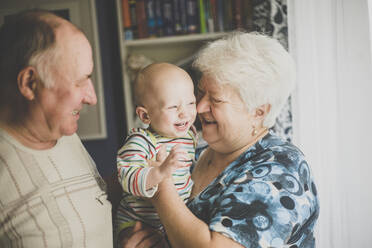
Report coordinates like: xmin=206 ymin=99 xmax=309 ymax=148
xmin=133 ymin=62 xmax=186 ymax=106
xmin=133 ymin=70 xmax=146 ymax=106
xmin=133 ymin=63 xmax=165 ymax=107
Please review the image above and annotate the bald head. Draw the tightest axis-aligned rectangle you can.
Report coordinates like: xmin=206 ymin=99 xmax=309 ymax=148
xmin=134 ymin=63 xmax=192 ymax=107
xmin=0 ymin=9 xmax=86 ymax=122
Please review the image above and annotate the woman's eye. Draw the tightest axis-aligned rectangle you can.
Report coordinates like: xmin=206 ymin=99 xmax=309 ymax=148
xmin=189 ymin=101 xmax=196 ymax=105
xmin=168 ymin=106 xmax=178 ymax=110
xmin=211 ymin=97 xmax=223 ymax=104
xmin=196 ymin=90 xmax=205 ymax=100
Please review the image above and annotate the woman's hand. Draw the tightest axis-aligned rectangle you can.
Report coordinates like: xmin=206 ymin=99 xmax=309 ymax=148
xmin=119 ymin=221 xmax=169 ymax=248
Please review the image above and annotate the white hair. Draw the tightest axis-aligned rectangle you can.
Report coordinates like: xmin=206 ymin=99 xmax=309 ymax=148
xmin=193 ymin=32 xmax=296 ymax=128
xmin=29 ymin=44 xmax=60 ymax=88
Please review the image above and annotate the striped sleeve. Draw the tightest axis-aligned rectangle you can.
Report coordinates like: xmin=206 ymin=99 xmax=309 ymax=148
xmin=117 ymin=128 xmax=157 ymax=197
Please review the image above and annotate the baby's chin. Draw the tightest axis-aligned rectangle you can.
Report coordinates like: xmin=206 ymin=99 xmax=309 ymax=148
xmin=161 ymin=128 xmax=190 ymax=138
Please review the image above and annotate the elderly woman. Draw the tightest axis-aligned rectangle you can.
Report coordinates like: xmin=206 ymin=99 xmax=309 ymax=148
xmin=122 ymin=32 xmax=319 ymax=248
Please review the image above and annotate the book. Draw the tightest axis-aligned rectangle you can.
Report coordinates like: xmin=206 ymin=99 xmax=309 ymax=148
xmin=145 ymin=0 xmax=157 ymax=37
xmin=233 ymin=0 xmax=243 ymax=30
xmin=173 ymin=0 xmax=187 ymax=34
xmin=198 ymin=0 xmax=206 ymax=33
xmin=209 ymin=0 xmax=217 ymax=33
xmin=223 ymin=0 xmax=233 ymax=31
xmin=216 ymin=0 xmax=224 ymax=32
xmin=205 ymin=0 xmax=215 ymax=33
xmin=136 ymin=0 xmax=148 ymax=38
xmin=162 ymin=0 xmax=175 ymax=36
xmin=154 ymin=0 xmax=164 ymax=36
xmin=179 ymin=0 xmax=188 ymax=34
xmin=186 ymin=0 xmax=199 ymax=33
xmin=129 ymin=0 xmax=138 ymax=38
xmin=121 ymin=0 xmax=133 ymax=40
xmin=173 ymin=0 xmax=182 ymax=34
xmin=242 ymin=0 xmax=253 ymax=31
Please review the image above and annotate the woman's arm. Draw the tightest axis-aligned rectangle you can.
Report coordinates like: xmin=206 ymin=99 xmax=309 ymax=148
xmin=151 ymin=178 xmax=244 ymax=248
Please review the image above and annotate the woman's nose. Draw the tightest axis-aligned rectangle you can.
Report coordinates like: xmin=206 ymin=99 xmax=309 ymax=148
xmin=196 ymin=94 xmax=210 ymax=113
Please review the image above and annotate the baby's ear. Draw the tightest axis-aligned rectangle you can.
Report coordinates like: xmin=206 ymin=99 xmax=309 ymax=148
xmin=136 ymin=106 xmax=151 ymax=124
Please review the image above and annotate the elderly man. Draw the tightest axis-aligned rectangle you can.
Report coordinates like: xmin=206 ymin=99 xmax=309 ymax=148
xmin=0 ymin=10 xmax=113 ymax=247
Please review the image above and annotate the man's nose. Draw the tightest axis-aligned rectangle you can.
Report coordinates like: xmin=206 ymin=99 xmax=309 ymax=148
xmin=83 ymin=80 xmax=97 ymax=105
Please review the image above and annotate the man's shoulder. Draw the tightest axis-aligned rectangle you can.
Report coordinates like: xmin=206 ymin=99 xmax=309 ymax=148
xmin=57 ymin=133 xmax=84 ymax=149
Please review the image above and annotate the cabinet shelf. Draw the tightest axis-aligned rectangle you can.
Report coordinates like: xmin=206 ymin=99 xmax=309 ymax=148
xmin=124 ymin=32 xmax=227 ymax=47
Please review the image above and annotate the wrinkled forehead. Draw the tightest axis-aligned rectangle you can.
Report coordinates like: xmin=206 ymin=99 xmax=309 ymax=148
xmin=198 ymin=75 xmax=224 ymax=92
xmin=55 ymin=21 xmax=89 ymax=46
xmin=198 ymin=75 xmax=242 ymax=99
xmin=47 ymin=24 xmax=93 ymax=82
xmin=55 ymin=25 xmax=91 ymax=60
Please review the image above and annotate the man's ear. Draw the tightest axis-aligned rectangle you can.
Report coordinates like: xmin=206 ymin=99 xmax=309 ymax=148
xmin=255 ymin=103 xmax=271 ymax=119
xmin=136 ymin=106 xmax=151 ymax=124
xmin=17 ymin=66 xmax=38 ymax=101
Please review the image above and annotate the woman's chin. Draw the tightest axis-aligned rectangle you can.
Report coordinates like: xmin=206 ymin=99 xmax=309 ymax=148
xmin=202 ymin=127 xmax=218 ymax=142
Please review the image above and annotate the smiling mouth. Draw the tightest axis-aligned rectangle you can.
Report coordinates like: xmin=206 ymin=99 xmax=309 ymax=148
xmin=72 ymin=110 xmax=79 ymax=116
xmin=202 ymin=117 xmax=217 ymax=125
xmin=175 ymin=121 xmax=189 ymax=127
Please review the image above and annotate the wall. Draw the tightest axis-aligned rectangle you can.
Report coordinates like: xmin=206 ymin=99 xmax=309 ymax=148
xmin=82 ymin=0 xmax=126 ymax=180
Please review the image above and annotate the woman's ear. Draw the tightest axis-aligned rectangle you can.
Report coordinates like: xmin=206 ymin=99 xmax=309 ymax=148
xmin=17 ymin=66 xmax=38 ymax=101
xmin=136 ymin=106 xmax=151 ymax=124
xmin=255 ymin=103 xmax=271 ymax=119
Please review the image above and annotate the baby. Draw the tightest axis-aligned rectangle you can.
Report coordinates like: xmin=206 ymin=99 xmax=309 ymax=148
xmin=115 ymin=63 xmax=197 ymax=239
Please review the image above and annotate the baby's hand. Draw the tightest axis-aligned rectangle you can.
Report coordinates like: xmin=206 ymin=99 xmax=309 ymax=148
xmin=159 ymin=144 xmax=189 ymax=177
xmin=146 ymin=145 xmax=189 ymax=190
xmin=147 ymin=145 xmax=167 ymax=167
xmin=156 ymin=145 xmax=167 ymax=163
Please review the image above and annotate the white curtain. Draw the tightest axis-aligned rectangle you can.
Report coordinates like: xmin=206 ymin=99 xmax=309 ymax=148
xmin=288 ymin=0 xmax=372 ymax=247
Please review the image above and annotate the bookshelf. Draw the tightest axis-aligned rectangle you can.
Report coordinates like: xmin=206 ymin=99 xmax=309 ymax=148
xmin=115 ymin=0 xmax=248 ymax=130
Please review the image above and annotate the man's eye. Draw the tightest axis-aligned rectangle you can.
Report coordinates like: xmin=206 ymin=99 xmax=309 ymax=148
xmin=76 ymin=78 xmax=89 ymax=87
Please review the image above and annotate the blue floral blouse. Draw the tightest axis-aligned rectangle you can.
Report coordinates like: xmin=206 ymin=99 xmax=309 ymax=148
xmin=187 ymin=131 xmax=319 ymax=248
